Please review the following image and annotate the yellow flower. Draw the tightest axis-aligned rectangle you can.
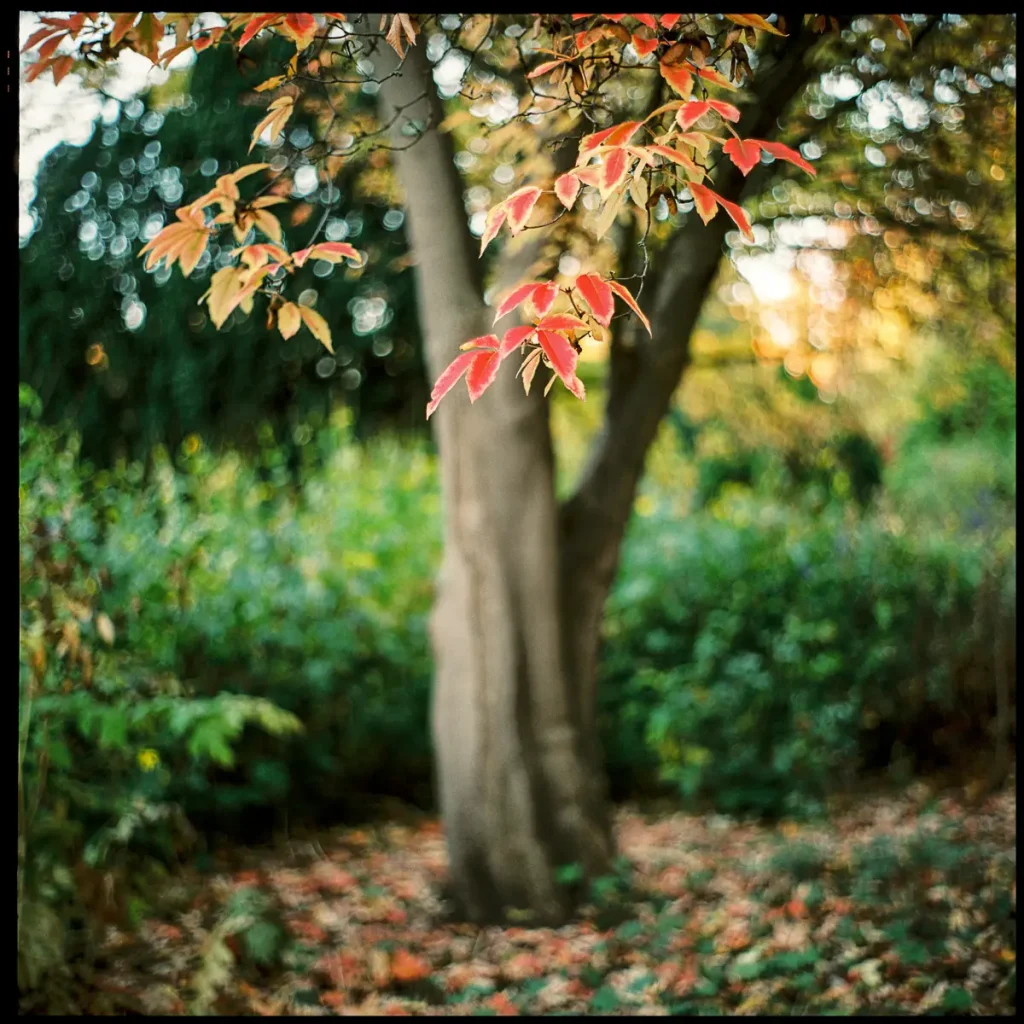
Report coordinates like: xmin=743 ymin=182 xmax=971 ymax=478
xmin=137 ymin=749 xmax=160 ymax=772
xmin=182 ymin=434 xmax=202 ymax=457
xmin=635 ymin=495 xmax=656 ymax=518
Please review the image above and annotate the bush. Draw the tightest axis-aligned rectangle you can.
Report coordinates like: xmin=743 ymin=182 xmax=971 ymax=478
xmin=18 ymin=387 xmax=303 ymax=992
xmin=600 ymin=491 xmax=1015 ymax=818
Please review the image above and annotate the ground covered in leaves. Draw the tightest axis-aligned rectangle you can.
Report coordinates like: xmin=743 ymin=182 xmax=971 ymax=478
xmin=38 ymin=783 xmax=1016 ymax=1015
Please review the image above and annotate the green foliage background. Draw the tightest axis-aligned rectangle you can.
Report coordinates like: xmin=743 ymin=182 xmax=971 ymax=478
xmin=20 ymin=40 xmax=427 ymax=468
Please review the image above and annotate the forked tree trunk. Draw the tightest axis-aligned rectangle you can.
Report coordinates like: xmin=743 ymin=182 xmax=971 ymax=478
xmin=373 ymin=15 xmax=821 ymax=923
xmin=377 ymin=37 xmax=611 ymax=925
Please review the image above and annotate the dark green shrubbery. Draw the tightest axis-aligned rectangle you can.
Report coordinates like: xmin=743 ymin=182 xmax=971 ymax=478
xmin=599 ymin=491 xmax=1015 ymax=818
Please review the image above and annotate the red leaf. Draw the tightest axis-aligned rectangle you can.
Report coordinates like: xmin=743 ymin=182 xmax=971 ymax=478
xmin=494 ymin=282 xmax=541 ymax=324
xmin=500 ymin=325 xmax=537 ymax=358
xmin=51 ymin=55 xmax=74 ymax=85
xmin=598 ymin=147 xmax=630 ymax=197
xmin=504 ymin=186 xmax=542 ymax=234
xmin=466 ymin=349 xmax=502 ymax=403
xmin=426 ymin=351 xmax=476 ymax=419
xmin=676 ymin=101 xmax=711 ymax=130
xmin=631 ymin=33 xmax=659 ymax=57
xmin=660 ymin=14 xmax=681 ymax=29
xmin=537 ymin=330 xmax=584 ymax=400
xmin=632 ymin=14 xmax=657 ymax=30
xmin=238 ymin=13 xmax=281 ymax=49
xmin=528 ymin=281 xmax=559 ymax=318
xmin=554 ymin=172 xmax=581 ymax=210
xmin=722 ymin=137 xmax=761 ymax=176
xmin=756 ymin=140 xmax=817 ymax=177
xmin=608 ymin=279 xmax=652 ymax=336
xmin=574 ymin=273 xmax=614 ymax=326
xmin=708 ymin=100 xmax=741 ymax=123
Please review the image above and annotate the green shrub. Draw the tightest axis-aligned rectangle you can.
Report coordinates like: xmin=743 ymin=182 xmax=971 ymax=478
xmin=600 ymin=492 xmax=1015 ymax=818
xmin=18 ymin=386 xmax=303 ymax=992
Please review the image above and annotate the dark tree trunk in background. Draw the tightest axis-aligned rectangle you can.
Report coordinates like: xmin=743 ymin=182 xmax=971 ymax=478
xmin=371 ymin=14 xmax=822 ymax=923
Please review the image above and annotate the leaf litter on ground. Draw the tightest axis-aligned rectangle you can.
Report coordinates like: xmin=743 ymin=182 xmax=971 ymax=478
xmin=56 ymin=781 xmax=1016 ymax=1015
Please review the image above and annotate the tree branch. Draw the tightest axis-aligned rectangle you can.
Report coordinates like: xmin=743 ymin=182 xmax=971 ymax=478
xmin=560 ymin=15 xmax=825 ymax=575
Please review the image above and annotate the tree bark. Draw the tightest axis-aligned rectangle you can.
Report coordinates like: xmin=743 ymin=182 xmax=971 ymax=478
xmin=371 ymin=15 xmax=823 ymax=923
xmin=376 ymin=27 xmax=610 ymax=925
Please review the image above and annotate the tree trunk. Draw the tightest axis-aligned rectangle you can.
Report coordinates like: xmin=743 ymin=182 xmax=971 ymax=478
xmin=377 ymin=31 xmax=611 ymax=925
xmin=371 ymin=14 xmax=822 ymax=923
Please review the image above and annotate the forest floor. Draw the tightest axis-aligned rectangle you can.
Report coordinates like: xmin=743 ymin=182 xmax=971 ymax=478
xmin=35 ymin=781 xmax=1016 ymax=1016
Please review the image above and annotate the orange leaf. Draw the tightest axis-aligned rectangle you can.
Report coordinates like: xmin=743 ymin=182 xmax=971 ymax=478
xmin=649 ymin=144 xmax=702 ymax=180
xmin=574 ymin=273 xmax=614 ymax=326
xmin=281 ymin=13 xmax=317 ymax=50
xmin=109 ymin=12 xmax=139 ymax=47
xmin=724 ymin=13 xmax=786 ymax=36
xmin=603 ymin=120 xmax=642 ymax=148
xmin=756 ymin=140 xmax=816 ymax=177
xmin=889 ymin=14 xmax=912 ymax=45
xmin=293 ymin=241 xmax=364 ymax=266
xmin=659 ymin=62 xmax=693 ymax=99
xmin=676 ymin=101 xmax=711 ymax=131
xmin=631 ymin=33 xmax=659 ymax=57
xmin=722 ymin=137 xmax=761 ymax=176
xmin=299 ymin=306 xmax=333 ymax=352
xmin=687 ymin=181 xmax=718 ymax=225
xmin=696 ymin=66 xmax=738 ymax=90
xmin=608 ymin=279 xmax=652 ymax=336
xmin=238 ymin=13 xmax=282 ymax=49
xmin=278 ymin=301 xmax=302 ymax=339
xmin=709 ymin=100 xmax=741 ymax=123
xmin=716 ymin=193 xmax=753 ymax=240
xmin=660 ymin=13 xmax=681 ymax=29
xmin=391 ymin=949 xmax=432 ymax=983
xmin=536 ymin=313 xmax=589 ymax=331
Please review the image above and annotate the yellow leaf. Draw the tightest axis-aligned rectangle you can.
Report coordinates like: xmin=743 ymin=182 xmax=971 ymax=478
xmin=724 ymin=14 xmax=786 ymax=36
xmin=95 ymin=612 xmax=115 ymax=646
xmin=249 ymin=95 xmax=295 ymax=154
xmin=253 ymin=209 xmax=283 ymax=242
xmin=255 ymin=75 xmax=286 ymax=92
xmin=278 ymin=301 xmax=301 ymax=339
xmin=593 ymin=189 xmax=624 ymax=240
xmin=299 ymin=306 xmax=333 ymax=353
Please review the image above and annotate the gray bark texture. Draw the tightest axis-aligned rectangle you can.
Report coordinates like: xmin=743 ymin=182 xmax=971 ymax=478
xmin=368 ymin=14 xmax=822 ymax=923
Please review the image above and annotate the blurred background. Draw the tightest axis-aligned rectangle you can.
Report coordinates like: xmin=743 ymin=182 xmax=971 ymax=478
xmin=19 ymin=11 xmax=1014 ymax=996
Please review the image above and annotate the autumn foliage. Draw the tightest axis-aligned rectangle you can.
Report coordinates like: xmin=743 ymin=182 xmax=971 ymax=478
xmin=21 ymin=13 xmax=902 ymax=415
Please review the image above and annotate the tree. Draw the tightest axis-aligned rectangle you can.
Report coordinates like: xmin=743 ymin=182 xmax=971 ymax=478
xmin=24 ymin=12 xmax=954 ymax=924
xmin=20 ymin=35 xmax=428 ymax=465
